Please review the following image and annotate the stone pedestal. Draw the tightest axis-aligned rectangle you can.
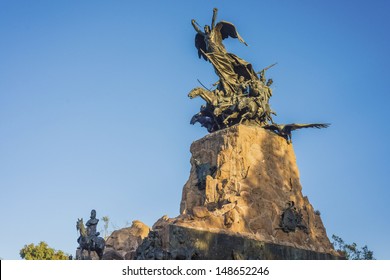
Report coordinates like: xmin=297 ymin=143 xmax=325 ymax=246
xmin=137 ymin=224 xmax=339 ymax=260
xmin=135 ymin=125 xmax=340 ymax=259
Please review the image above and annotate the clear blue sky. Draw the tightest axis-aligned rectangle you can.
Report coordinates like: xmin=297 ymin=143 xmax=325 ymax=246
xmin=1 ymin=0 xmax=389 ymax=259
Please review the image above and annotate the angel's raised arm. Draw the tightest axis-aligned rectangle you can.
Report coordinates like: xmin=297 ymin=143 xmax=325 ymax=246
xmin=211 ymin=8 xmax=218 ymax=29
xmin=191 ymin=19 xmax=203 ymax=34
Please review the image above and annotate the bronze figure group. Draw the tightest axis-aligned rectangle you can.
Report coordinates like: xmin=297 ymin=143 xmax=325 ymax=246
xmin=189 ymin=8 xmax=277 ymax=132
xmin=189 ymin=8 xmax=329 ymax=142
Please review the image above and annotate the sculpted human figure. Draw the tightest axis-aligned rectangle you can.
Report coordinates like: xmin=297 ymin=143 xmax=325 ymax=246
xmin=265 ymin=79 xmax=273 ymax=99
xmin=188 ymin=8 xmax=277 ymax=131
xmin=191 ymin=8 xmax=256 ymax=96
xmin=187 ymin=9 xmax=329 ymax=144
xmin=86 ymin=209 xmax=99 ymax=236
xmin=85 ymin=209 xmax=100 ymax=248
xmin=235 ymin=76 xmax=250 ymax=96
xmin=76 ymin=210 xmax=105 ymax=259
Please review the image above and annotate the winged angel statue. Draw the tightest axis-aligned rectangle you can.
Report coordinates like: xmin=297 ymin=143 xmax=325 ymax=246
xmin=191 ymin=8 xmax=257 ymax=96
xmin=189 ymin=8 xmax=276 ymax=132
xmin=188 ymin=8 xmax=329 ymax=143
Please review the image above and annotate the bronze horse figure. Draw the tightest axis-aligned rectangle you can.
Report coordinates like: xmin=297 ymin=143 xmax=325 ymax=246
xmin=76 ymin=218 xmax=105 ymax=260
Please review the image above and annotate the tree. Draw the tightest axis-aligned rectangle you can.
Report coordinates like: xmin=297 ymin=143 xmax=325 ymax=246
xmin=101 ymin=216 xmax=110 ymax=239
xmin=332 ymin=234 xmax=374 ymax=260
xmin=20 ymin=241 xmax=69 ymax=260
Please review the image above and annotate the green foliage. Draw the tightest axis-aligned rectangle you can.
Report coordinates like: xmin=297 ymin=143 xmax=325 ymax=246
xmin=20 ymin=241 xmax=69 ymax=260
xmin=101 ymin=216 xmax=110 ymax=239
xmin=332 ymin=234 xmax=374 ymax=260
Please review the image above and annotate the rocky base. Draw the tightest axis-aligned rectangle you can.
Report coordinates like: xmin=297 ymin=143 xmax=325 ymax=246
xmin=105 ymin=124 xmax=340 ymax=260
xmin=178 ymin=125 xmax=336 ymax=254
xmin=135 ymin=224 xmax=341 ymax=260
xmin=102 ymin=220 xmax=150 ymax=260
xmin=75 ymin=249 xmax=100 ymax=260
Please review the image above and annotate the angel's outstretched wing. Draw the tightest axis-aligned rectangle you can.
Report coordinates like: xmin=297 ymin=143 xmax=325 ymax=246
xmin=288 ymin=123 xmax=330 ymax=131
xmin=195 ymin=33 xmax=208 ymax=61
xmin=215 ymin=20 xmax=248 ymax=46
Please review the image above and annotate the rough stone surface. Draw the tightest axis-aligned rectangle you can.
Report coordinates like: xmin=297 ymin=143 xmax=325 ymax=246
xmin=102 ymin=220 xmax=150 ymax=260
xmin=76 ymin=249 xmax=100 ymax=260
xmin=136 ymin=224 xmax=340 ymax=260
xmin=131 ymin=124 xmax=339 ymax=259
xmin=172 ymin=125 xmax=336 ymax=255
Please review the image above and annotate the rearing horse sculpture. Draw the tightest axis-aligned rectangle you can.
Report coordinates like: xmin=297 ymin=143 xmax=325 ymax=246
xmin=188 ymin=87 xmax=218 ymax=105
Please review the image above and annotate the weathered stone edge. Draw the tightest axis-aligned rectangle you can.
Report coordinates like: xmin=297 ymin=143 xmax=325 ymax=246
xmin=166 ymin=224 xmax=342 ymax=260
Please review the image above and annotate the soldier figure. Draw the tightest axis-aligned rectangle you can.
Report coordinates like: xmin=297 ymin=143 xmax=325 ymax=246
xmin=85 ymin=209 xmax=101 ymax=249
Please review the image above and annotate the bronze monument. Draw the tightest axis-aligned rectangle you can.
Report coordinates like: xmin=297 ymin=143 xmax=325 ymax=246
xmin=189 ymin=8 xmax=329 ymax=142
xmin=76 ymin=209 xmax=106 ymax=260
xmin=103 ymin=8 xmax=341 ymax=260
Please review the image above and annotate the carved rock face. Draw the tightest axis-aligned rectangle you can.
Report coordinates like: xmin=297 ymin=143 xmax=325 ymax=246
xmin=178 ymin=125 xmax=335 ymax=254
xmin=115 ymin=125 xmax=339 ymax=259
